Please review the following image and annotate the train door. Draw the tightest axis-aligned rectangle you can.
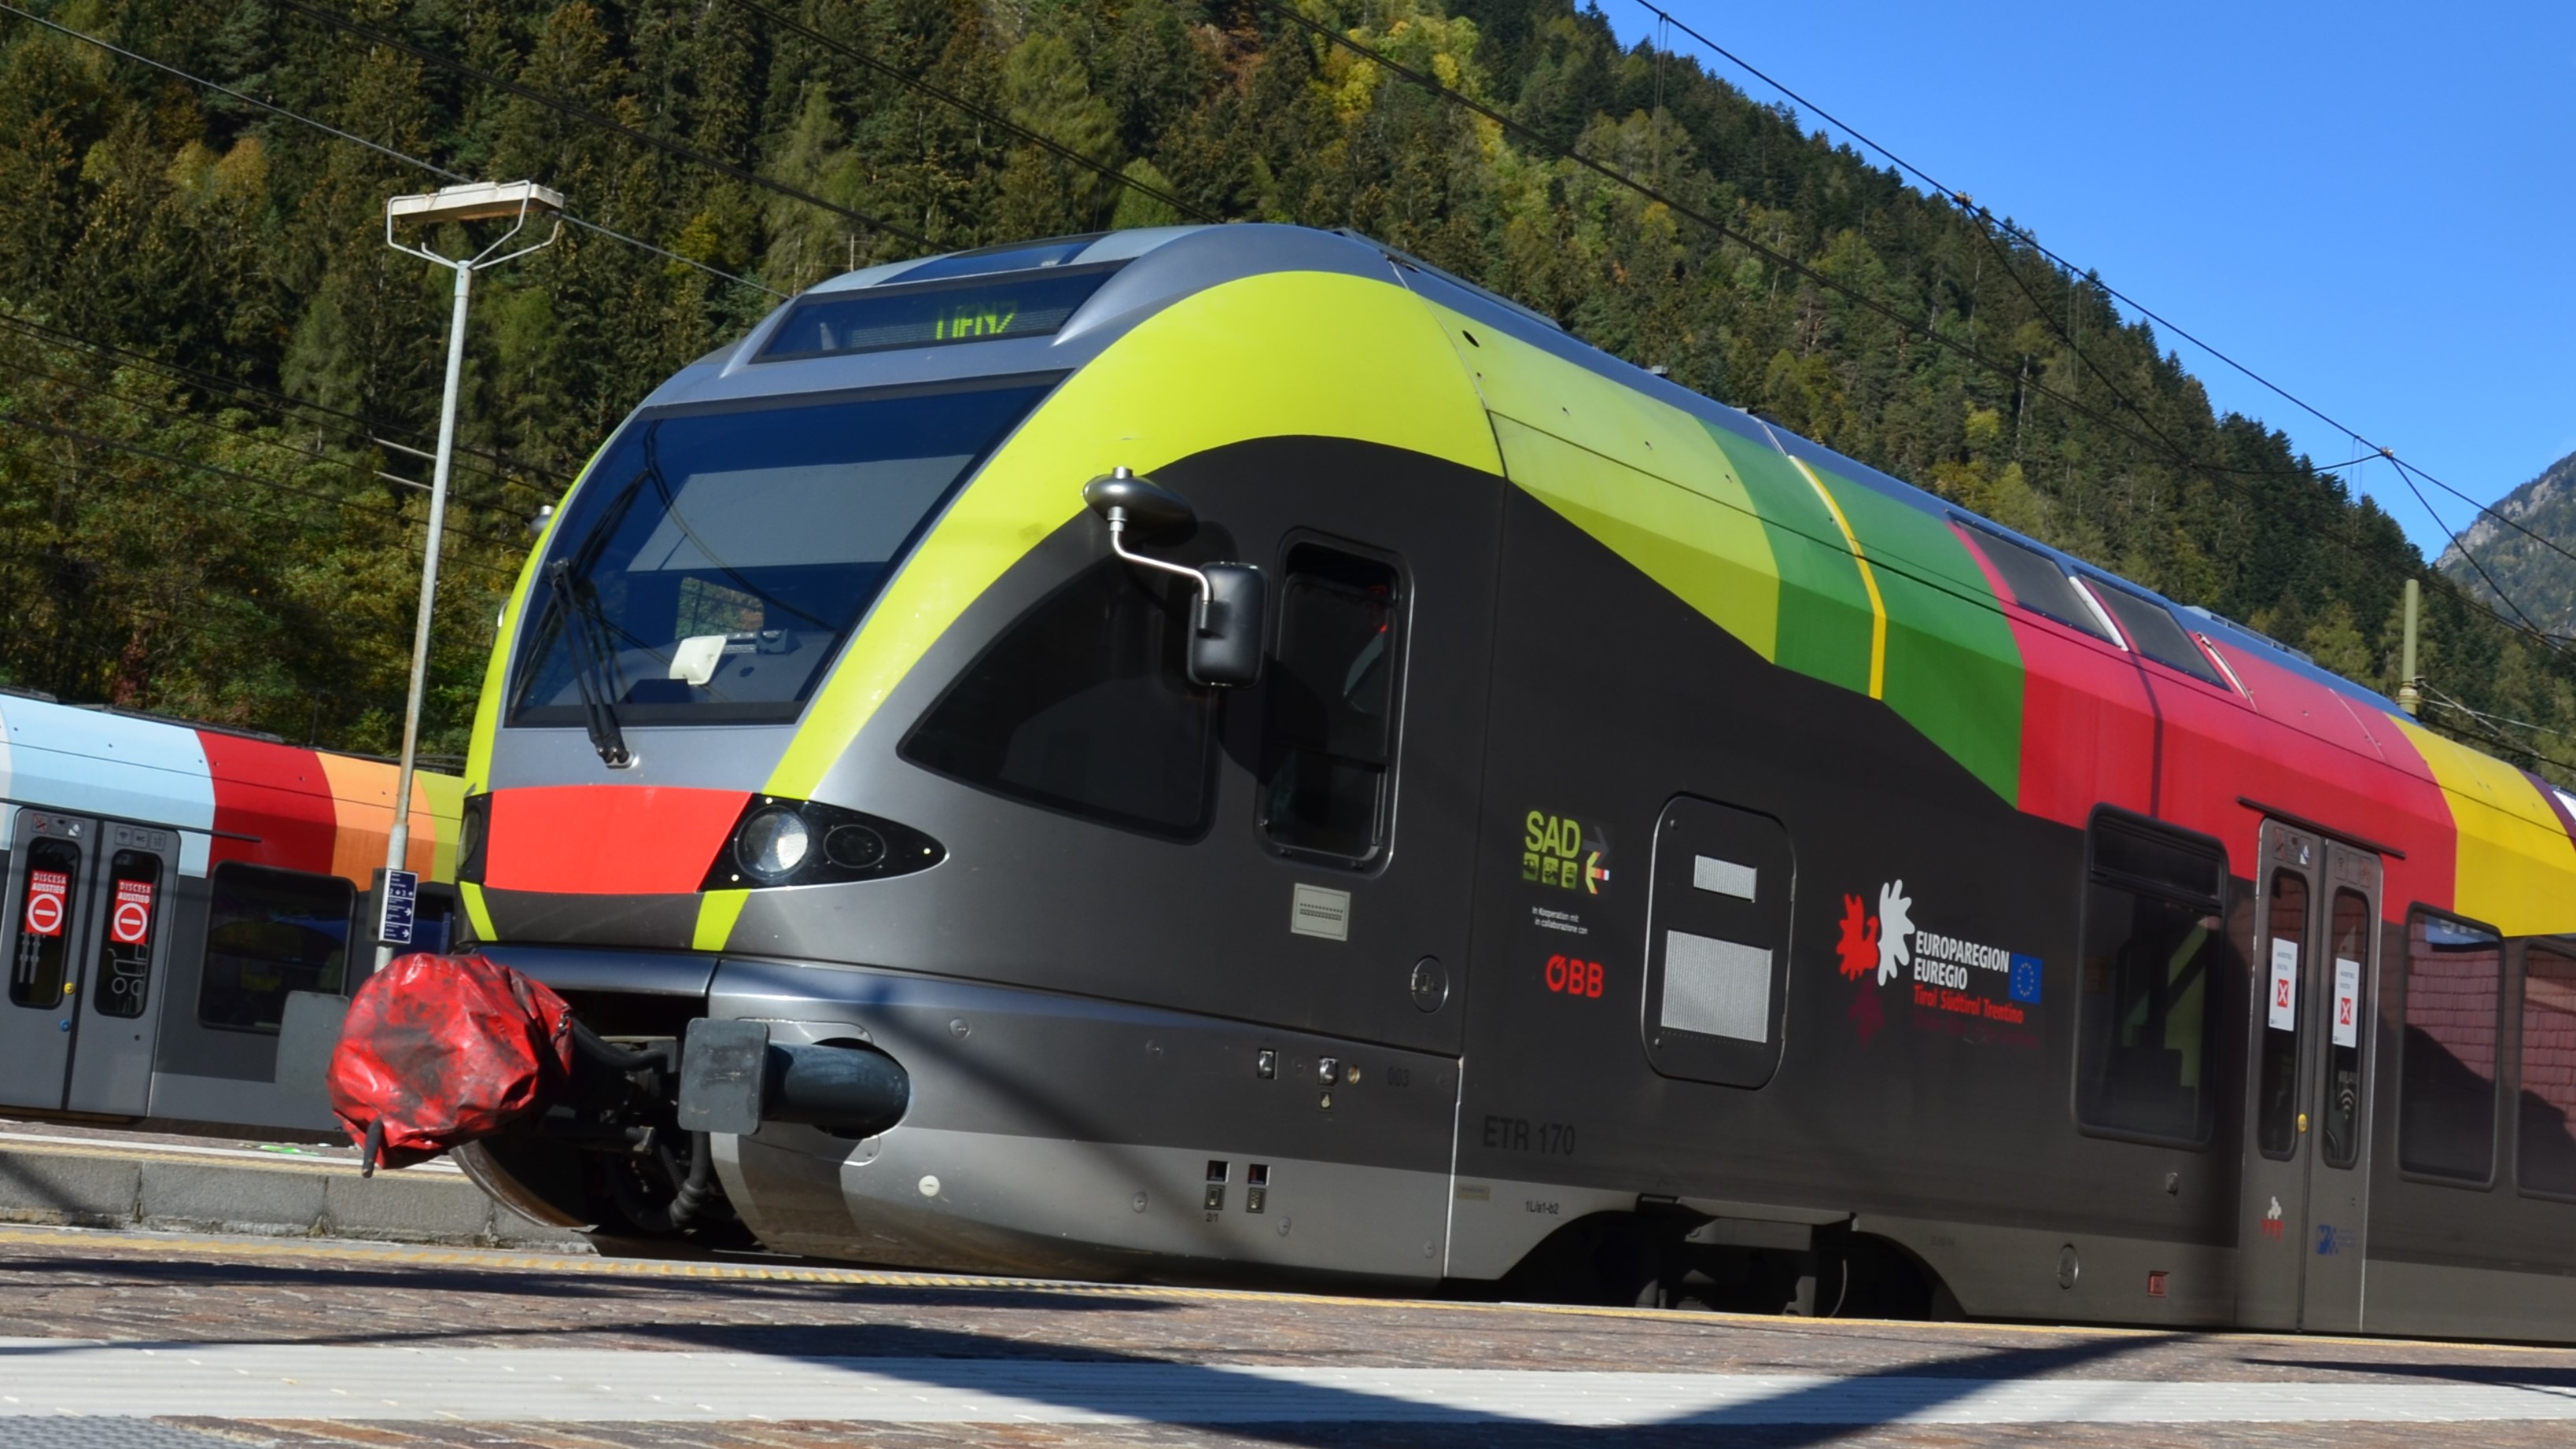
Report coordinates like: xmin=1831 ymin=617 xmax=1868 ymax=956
xmin=2298 ymin=842 xmax=2379 ymax=1333
xmin=0 ymin=809 xmax=179 ymax=1116
xmin=2237 ymin=820 xmax=2318 ymax=1328
xmin=2235 ymin=819 xmax=2379 ymax=1331
xmin=66 ymin=823 xmax=180 ymax=1116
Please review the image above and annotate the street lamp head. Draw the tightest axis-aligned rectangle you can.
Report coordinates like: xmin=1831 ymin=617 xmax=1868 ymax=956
xmin=385 ymin=180 xmax=566 ymax=271
xmin=387 ymin=180 xmax=565 ymax=228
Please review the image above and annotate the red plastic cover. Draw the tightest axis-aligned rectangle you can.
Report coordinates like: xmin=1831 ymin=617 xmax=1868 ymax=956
xmin=328 ymin=953 xmax=575 ymax=1169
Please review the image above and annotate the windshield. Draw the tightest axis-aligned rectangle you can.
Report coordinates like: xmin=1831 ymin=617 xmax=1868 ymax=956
xmin=510 ymin=378 xmax=1052 ymax=728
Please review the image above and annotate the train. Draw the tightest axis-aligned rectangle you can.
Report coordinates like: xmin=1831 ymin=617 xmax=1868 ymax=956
xmin=0 ymin=691 xmax=465 ymax=1134
xmin=396 ymin=224 xmax=2576 ymax=1339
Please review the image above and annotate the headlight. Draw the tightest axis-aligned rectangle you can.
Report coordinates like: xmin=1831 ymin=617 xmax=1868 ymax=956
xmin=735 ymin=806 xmax=811 ymax=883
xmin=824 ymin=824 xmax=887 ymax=870
xmin=704 ymin=797 xmax=943 ymax=889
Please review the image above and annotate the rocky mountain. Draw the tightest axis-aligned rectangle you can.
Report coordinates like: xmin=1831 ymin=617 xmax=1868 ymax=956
xmin=2440 ymin=449 xmax=2576 ymax=636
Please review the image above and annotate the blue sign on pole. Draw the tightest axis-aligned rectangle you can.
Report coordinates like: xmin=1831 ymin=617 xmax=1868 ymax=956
xmin=378 ymin=868 xmax=419 ymax=948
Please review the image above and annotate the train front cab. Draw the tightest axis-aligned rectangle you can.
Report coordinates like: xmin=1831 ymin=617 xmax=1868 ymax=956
xmin=460 ymin=228 xmax=1523 ymax=1281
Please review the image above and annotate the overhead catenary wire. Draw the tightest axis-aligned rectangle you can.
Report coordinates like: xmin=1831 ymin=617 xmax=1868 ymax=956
xmin=2419 ymin=685 xmax=2576 ymax=777
xmin=0 ymin=413 xmax=525 ymax=580
xmin=0 ymin=436 xmax=506 ymax=593
xmin=1730 ymin=22 xmax=2576 ymax=651
xmin=1244 ymin=0 xmax=2572 ymax=661
xmin=723 ymin=0 xmax=1221 ymax=226
xmin=0 ymin=346 xmax=541 ymax=518
xmin=267 ymin=0 xmax=937 ymax=252
xmin=1627 ymin=0 xmax=2576 ymax=584
xmin=0 ymin=402 xmax=531 ymax=562
xmin=1949 ymin=207 xmax=2570 ymax=645
xmin=0 ymin=2 xmax=788 ymax=303
xmin=0 ymin=304 xmax=550 ymax=489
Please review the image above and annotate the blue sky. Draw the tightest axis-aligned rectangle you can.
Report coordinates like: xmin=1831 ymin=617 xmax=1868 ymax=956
xmin=1602 ymin=1 xmax=2575 ymax=559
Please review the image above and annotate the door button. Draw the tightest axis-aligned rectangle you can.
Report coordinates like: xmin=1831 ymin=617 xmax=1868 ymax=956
xmin=2297 ymin=1112 xmax=2309 ymax=1134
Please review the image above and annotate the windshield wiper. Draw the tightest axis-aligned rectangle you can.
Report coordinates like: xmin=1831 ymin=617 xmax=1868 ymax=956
xmin=546 ymin=559 xmax=633 ymax=767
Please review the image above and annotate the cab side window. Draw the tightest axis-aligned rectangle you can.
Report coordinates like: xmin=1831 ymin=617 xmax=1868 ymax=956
xmin=1259 ymin=544 xmax=1405 ymax=865
xmin=198 ymin=864 xmax=356 ymax=1033
xmin=902 ymin=560 xmax=1218 ymax=839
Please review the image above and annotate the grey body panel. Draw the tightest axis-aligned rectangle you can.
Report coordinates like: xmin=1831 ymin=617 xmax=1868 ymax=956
xmin=481 ymin=942 xmax=720 ymax=998
xmin=485 ymin=724 xmax=802 ymax=794
xmin=706 ymin=957 xmax=1458 ymax=1280
xmin=746 ymin=437 xmax=1503 ymax=1060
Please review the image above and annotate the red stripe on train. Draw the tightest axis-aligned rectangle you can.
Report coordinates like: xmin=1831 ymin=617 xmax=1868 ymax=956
xmin=197 ymin=732 xmax=339 ymax=875
xmin=483 ymin=786 xmax=750 ymax=895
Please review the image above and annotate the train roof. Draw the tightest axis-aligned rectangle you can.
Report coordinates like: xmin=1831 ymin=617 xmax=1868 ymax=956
xmin=658 ymin=225 xmax=2407 ymax=724
xmin=0 ymin=692 xmax=466 ymax=883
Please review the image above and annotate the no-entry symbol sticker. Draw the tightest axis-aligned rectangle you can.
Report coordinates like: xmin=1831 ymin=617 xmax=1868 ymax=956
xmin=111 ymin=879 xmax=154 ymax=946
xmin=24 ymin=870 xmax=67 ymax=938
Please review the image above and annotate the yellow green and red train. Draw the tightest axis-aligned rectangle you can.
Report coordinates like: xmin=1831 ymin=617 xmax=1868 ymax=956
xmin=421 ymin=225 xmax=2576 ymax=1337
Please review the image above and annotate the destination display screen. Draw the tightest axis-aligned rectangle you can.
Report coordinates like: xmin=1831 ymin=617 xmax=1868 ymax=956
xmin=757 ymin=264 xmax=1123 ymax=362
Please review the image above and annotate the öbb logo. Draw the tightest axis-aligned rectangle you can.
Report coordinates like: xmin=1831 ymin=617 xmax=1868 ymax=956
xmin=1545 ymin=953 xmax=1604 ymax=999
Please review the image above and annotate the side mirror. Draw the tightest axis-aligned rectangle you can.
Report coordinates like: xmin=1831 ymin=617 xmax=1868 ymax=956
xmin=1191 ymin=563 xmax=1266 ymax=688
xmin=1083 ymin=466 xmax=1266 ymax=689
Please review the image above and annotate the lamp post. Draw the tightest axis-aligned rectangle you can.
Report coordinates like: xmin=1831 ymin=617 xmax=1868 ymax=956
xmin=377 ymin=180 xmax=563 ymax=970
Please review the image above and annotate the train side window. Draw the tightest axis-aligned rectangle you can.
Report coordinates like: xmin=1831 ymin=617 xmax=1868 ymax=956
xmin=6 ymin=836 xmax=83 ymax=1009
xmin=2082 ymin=580 xmax=2228 ymax=686
xmin=2516 ymin=943 xmax=2576 ymax=1198
xmin=1258 ymin=544 xmax=1405 ymax=865
xmin=2320 ymin=888 xmax=2371 ymax=1169
xmin=411 ymin=886 xmax=458 ymax=956
xmin=1953 ymin=520 xmax=2115 ymax=642
xmin=2076 ymin=815 xmax=2227 ymax=1145
xmin=2398 ymin=911 xmax=2502 ymax=1184
xmin=901 ymin=559 xmax=1217 ymax=839
xmin=197 ymin=863 xmax=357 ymax=1034
xmin=2254 ymin=870 xmax=2309 ymax=1160
xmin=93 ymin=849 xmax=165 ymax=1020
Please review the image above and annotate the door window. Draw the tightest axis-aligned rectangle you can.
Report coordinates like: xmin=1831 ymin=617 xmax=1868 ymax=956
xmin=8 ymin=836 xmax=81 ymax=1009
xmin=2399 ymin=912 xmax=2502 ymax=1183
xmin=2075 ymin=816 xmax=2227 ymax=1145
xmin=2519 ymin=945 xmax=2576 ymax=1198
xmin=2256 ymin=871 xmax=2310 ymax=1159
xmin=2320 ymin=888 xmax=2370 ymax=1168
xmin=197 ymin=864 xmax=356 ymax=1033
xmin=93 ymin=850 xmax=163 ymax=1020
xmin=1259 ymin=544 xmax=1404 ymax=864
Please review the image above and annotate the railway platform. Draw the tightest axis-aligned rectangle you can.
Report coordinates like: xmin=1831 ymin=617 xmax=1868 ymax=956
xmin=2 ymin=1225 xmax=2575 ymax=1446
xmin=0 ymin=1117 xmax=582 ymax=1250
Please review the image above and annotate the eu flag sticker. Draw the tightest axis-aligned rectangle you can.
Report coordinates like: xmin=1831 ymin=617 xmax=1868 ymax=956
xmin=2009 ymin=954 xmax=2043 ymax=1004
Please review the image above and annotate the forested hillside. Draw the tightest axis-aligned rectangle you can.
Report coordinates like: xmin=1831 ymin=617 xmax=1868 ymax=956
xmin=2442 ymin=446 xmax=2576 ymax=643
xmin=2 ymin=0 xmax=2570 ymax=780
